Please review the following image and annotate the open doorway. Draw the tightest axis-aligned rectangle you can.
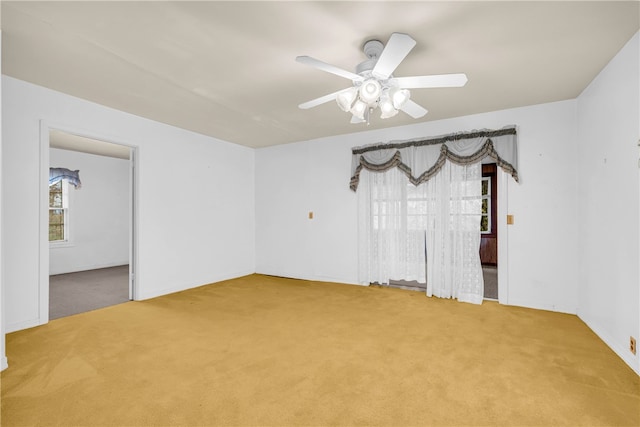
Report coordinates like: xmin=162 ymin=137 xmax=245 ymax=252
xmin=49 ymin=267 xmax=129 ymax=319
xmin=45 ymin=128 xmax=136 ymax=320
xmin=386 ymin=162 xmax=504 ymax=300
xmin=481 ymin=163 xmax=498 ymax=300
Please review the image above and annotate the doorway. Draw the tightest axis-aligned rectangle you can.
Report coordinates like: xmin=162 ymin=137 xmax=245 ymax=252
xmin=49 ymin=266 xmax=130 ymax=320
xmin=40 ymin=125 xmax=137 ymax=323
xmin=481 ymin=163 xmax=498 ymax=299
xmin=387 ymin=162 xmax=503 ymax=299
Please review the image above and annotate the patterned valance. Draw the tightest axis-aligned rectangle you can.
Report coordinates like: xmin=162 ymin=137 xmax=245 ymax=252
xmin=350 ymin=126 xmax=519 ymax=191
xmin=49 ymin=167 xmax=82 ymax=189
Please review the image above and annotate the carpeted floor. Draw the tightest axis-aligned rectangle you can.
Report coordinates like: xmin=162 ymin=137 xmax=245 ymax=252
xmin=483 ymin=265 xmax=498 ymax=299
xmin=2 ymin=274 xmax=638 ymax=426
xmin=389 ymin=266 xmax=498 ymax=299
xmin=49 ymin=265 xmax=130 ymax=320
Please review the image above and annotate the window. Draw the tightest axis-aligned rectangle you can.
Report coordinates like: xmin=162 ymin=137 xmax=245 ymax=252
xmin=371 ymin=181 xmax=431 ymax=231
xmin=49 ymin=180 xmax=69 ymax=242
xmin=407 ymin=186 xmax=429 ymax=231
xmin=481 ymin=176 xmax=491 ymax=234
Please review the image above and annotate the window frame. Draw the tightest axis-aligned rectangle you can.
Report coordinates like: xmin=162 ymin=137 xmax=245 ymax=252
xmin=49 ymin=179 xmax=73 ymax=247
xmin=481 ymin=176 xmax=491 ymax=234
xmin=481 ymin=164 xmax=498 ymax=237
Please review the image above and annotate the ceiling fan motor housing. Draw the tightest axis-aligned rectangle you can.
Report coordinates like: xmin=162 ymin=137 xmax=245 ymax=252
xmin=356 ymin=39 xmax=384 ymax=76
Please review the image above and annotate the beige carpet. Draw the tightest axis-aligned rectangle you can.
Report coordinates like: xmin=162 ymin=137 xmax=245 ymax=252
xmin=2 ymin=274 xmax=638 ymax=426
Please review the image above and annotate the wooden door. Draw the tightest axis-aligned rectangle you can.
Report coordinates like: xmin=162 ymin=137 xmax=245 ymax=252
xmin=480 ymin=164 xmax=498 ymax=266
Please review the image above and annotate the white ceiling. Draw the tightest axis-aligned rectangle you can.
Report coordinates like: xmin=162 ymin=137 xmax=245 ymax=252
xmin=2 ymin=1 xmax=639 ymax=149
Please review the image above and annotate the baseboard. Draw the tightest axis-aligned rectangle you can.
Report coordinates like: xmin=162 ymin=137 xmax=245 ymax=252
xmin=310 ymin=275 xmax=360 ymax=286
xmin=255 ymin=270 xmax=360 ymax=286
xmin=506 ymin=298 xmax=577 ymax=315
xmin=578 ymin=314 xmax=639 ymax=375
xmin=6 ymin=317 xmax=43 ymax=334
xmin=50 ymin=261 xmax=129 ymax=276
xmin=136 ymin=269 xmax=256 ymax=301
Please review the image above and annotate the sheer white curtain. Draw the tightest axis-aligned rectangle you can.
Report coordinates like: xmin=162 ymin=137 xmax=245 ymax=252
xmin=423 ymin=161 xmax=484 ymax=304
xmin=357 ymin=167 xmax=428 ymax=285
xmin=358 ymin=161 xmax=484 ymax=304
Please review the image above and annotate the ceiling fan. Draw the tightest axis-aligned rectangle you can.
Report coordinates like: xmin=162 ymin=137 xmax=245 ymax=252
xmin=296 ymin=33 xmax=468 ymax=124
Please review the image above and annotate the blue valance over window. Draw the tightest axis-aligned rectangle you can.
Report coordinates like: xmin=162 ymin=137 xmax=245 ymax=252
xmin=49 ymin=167 xmax=82 ymax=189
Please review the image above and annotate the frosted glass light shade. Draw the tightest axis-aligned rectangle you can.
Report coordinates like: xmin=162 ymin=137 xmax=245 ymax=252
xmin=350 ymin=100 xmax=368 ymax=120
xmin=336 ymin=87 xmax=358 ymax=112
xmin=359 ymin=79 xmax=382 ymax=104
xmin=390 ymin=88 xmax=410 ymax=109
xmin=379 ymin=96 xmax=399 ymax=118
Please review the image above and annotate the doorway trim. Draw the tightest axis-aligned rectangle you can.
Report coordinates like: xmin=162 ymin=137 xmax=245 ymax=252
xmin=38 ymin=120 xmax=139 ymax=325
xmin=496 ymin=167 xmax=509 ymax=305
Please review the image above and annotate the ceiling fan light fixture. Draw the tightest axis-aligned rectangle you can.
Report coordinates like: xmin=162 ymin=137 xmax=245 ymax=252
xmin=297 ymin=32 xmax=465 ymax=124
xmin=390 ymin=87 xmax=410 ymax=109
xmin=359 ymin=79 xmax=382 ymax=104
xmin=336 ymin=87 xmax=358 ymax=112
xmin=350 ymin=99 xmax=368 ymax=120
xmin=379 ymin=95 xmax=398 ymax=118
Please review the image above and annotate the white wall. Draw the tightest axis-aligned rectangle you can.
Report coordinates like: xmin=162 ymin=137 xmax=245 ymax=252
xmin=256 ymin=100 xmax=580 ymax=314
xmin=0 ymin=31 xmax=7 ymax=371
xmin=49 ymin=148 xmax=130 ymax=275
xmin=256 ymin=138 xmax=359 ymax=284
xmin=576 ymin=32 xmax=639 ymax=373
xmin=2 ymin=76 xmax=255 ymax=333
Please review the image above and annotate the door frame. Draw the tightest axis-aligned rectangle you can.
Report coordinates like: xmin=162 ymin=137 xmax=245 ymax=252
xmin=38 ymin=120 xmax=139 ymax=324
xmin=496 ymin=167 xmax=509 ymax=305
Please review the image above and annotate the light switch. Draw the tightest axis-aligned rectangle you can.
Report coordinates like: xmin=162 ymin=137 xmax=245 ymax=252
xmin=506 ymin=214 xmax=514 ymax=225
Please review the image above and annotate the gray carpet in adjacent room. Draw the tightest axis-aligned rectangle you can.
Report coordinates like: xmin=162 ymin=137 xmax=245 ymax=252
xmin=388 ymin=266 xmax=499 ymax=299
xmin=49 ymin=265 xmax=130 ymax=320
xmin=482 ymin=265 xmax=498 ymax=299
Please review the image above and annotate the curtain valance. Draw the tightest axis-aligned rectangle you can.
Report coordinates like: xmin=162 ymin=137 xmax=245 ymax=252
xmin=350 ymin=126 xmax=518 ymax=191
xmin=49 ymin=167 xmax=82 ymax=188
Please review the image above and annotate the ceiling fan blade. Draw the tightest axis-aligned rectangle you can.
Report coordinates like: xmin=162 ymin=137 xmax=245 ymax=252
xmin=392 ymin=73 xmax=468 ymax=89
xmin=372 ymin=33 xmax=416 ymax=80
xmin=298 ymin=89 xmax=348 ymax=110
xmin=296 ymin=56 xmax=363 ymax=81
xmin=400 ymin=100 xmax=428 ymax=119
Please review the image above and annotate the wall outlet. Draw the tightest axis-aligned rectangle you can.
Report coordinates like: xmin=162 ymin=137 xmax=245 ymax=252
xmin=631 ymin=336 xmax=636 ymax=355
